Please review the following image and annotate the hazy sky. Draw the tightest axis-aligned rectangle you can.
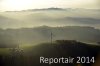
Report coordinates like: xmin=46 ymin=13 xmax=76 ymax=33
xmin=0 ymin=0 xmax=99 ymax=11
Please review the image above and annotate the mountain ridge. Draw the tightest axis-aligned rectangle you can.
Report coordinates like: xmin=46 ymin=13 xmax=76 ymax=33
xmin=0 ymin=26 xmax=100 ymax=48
xmin=4 ymin=7 xmax=100 ymax=12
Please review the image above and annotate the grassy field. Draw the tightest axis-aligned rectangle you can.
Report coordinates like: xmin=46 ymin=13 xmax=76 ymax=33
xmin=0 ymin=48 xmax=10 ymax=55
xmin=0 ymin=41 xmax=100 ymax=66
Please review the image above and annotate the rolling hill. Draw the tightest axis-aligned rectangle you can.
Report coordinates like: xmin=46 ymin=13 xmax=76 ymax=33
xmin=0 ymin=26 xmax=100 ymax=47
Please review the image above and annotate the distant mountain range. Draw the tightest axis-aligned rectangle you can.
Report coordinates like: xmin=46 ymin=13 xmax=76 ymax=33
xmin=0 ymin=8 xmax=100 ymax=29
xmin=0 ymin=8 xmax=100 ymax=47
xmin=5 ymin=7 xmax=100 ymax=12
xmin=0 ymin=26 xmax=100 ymax=47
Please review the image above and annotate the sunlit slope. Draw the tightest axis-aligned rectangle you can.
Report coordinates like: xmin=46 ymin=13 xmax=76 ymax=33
xmin=0 ymin=40 xmax=99 ymax=66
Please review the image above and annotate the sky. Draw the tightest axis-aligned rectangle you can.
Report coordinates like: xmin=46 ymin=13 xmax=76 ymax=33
xmin=0 ymin=0 xmax=100 ymax=11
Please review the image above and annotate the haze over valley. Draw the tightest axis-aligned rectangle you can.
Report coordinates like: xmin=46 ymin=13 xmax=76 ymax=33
xmin=0 ymin=0 xmax=100 ymax=66
xmin=0 ymin=8 xmax=100 ymax=29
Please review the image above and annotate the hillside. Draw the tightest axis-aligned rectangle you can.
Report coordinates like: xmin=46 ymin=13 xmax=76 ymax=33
xmin=0 ymin=26 xmax=100 ymax=47
xmin=0 ymin=40 xmax=100 ymax=66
